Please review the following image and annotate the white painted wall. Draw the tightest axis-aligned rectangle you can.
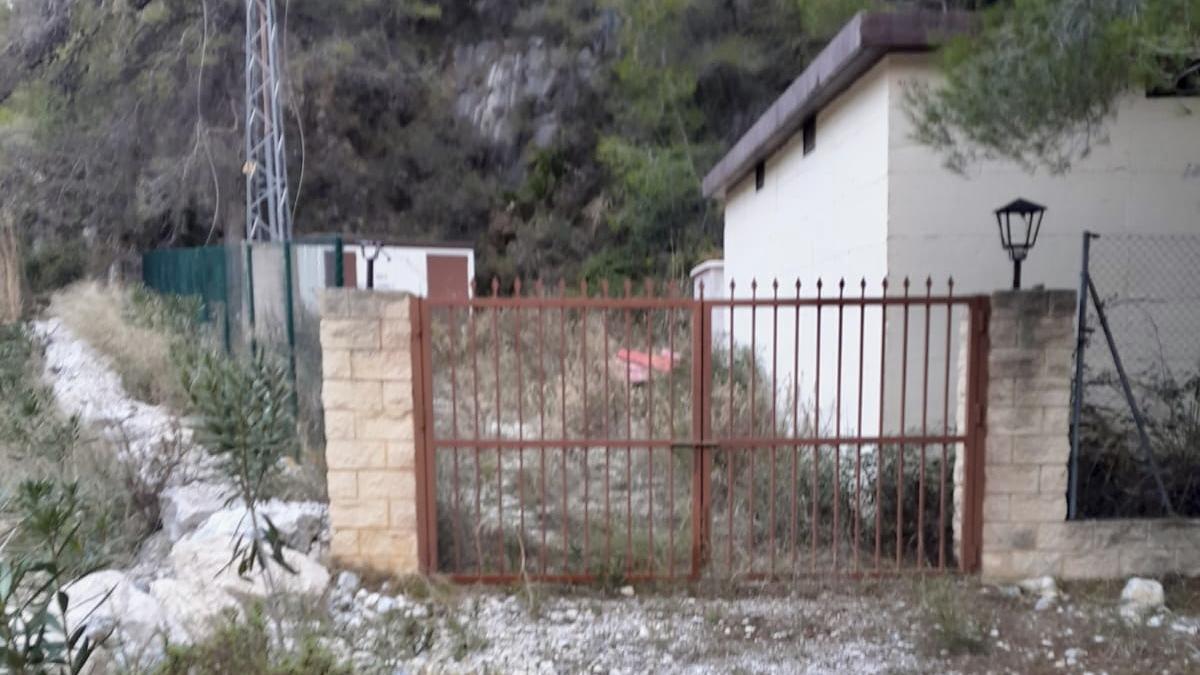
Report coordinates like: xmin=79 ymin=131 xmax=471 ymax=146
xmin=722 ymin=66 xmax=891 ymax=437
xmin=353 ymin=244 xmax=475 ymax=296
xmin=721 ymin=52 xmax=1200 ymax=438
xmin=884 ymin=53 xmax=1200 ymax=432
xmin=884 ymin=52 xmax=1200 ymax=293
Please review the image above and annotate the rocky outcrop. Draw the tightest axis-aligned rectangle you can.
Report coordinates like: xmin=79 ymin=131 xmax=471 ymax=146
xmin=448 ymin=38 xmax=600 ymax=154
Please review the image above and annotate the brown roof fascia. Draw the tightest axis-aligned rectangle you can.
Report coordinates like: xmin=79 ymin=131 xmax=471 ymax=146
xmin=700 ymin=10 xmax=974 ymax=200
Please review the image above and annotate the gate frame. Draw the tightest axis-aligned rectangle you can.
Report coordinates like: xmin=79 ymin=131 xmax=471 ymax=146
xmin=410 ymin=291 xmax=991 ymax=579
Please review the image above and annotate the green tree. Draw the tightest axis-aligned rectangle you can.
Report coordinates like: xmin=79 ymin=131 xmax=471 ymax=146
xmin=909 ymin=0 xmax=1200 ymax=172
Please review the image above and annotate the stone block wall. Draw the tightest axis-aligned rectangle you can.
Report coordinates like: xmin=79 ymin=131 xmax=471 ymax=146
xmin=980 ymin=288 xmax=1200 ymax=580
xmin=319 ymin=289 xmax=421 ymax=575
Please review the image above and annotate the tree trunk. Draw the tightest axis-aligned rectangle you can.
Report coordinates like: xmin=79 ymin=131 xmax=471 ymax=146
xmin=0 ymin=205 xmax=26 ymax=324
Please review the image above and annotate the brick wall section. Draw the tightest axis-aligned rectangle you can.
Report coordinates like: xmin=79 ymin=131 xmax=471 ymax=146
xmin=319 ymin=289 xmax=421 ymax=575
xmin=981 ymin=288 xmax=1200 ymax=580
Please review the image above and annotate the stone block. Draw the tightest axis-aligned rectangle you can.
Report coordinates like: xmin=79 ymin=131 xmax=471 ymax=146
xmin=381 ymin=319 xmax=412 ymax=346
xmin=981 ymin=551 xmax=1013 ymax=580
xmin=387 ymin=440 xmax=416 ymax=468
xmin=330 ymin=529 xmax=359 ymax=558
xmin=359 ymin=529 xmax=419 ymax=564
xmin=1010 ymin=493 xmax=1066 ymax=523
xmin=1062 ymin=549 xmax=1120 ymax=579
xmin=350 ymin=349 xmax=413 ymax=382
xmin=983 ymin=522 xmax=1037 ymax=551
xmin=329 ymin=500 xmax=389 ymax=529
xmin=987 ymin=379 xmax=1016 ymax=407
xmin=1011 ymin=436 xmax=1064 ymax=465
xmin=325 ymin=410 xmax=356 ymax=441
xmin=986 ymin=437 xmax=1012 ymax=465
xmin=390 ymin=498 xmax=417 ymax=527
xmin=990 ymin=348 xmax=1041 ymax=380
xmin=344 ymin=292 xmax=384 ymax=319
xmin=380 ymin=295 xmax=412 ymax=320
xmin=989 ymin=320 xmax=1018 ymax=349
xmin=322 ymin=350 xmax=352 ymax=379
xmin=983 ymin=494 xmax=1009 ymax=522
xmin=1039 ymin=464 xmax=1069 ymax=495
xmin=1119 ymin=547 xmax=1175 ymax=577
xmin=325 ymin=440 xmax=387 ymax=469
xmin=1041 ymin=407 xmax=1071 ymax=434
xmin=1007 ymin=550 xmax=1063 ymax=578
xmin=986 ymin=465 xmax=1039 ymax=494
xmin=1043 ymin=350 xmax=1074 ymax=378
xmin=357 ymin=469 xmax=416 ymax=500
xmin=383 ymin=381 xmax=414 ymax=410
xmin=356 ymin=412 xmax=415 ymax=441
xmin=319 ymin=289 xmax=350 ymax=318
xmin=320 ymin=319 xmax=381 ymax=350
xmin=323 ymin=380 xmax=383 ymax=412
xmin=326 ymin=470 xmax=357 ymax=500
xmin=989 ymin=406 xmax=1042 ymax=435
xmin=1145 ymin=519 xmax=1200 ymax=550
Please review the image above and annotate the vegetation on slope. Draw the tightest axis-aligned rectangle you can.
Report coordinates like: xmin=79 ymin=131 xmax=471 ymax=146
xmin=0 ymin=0 xmax=983 ymax=291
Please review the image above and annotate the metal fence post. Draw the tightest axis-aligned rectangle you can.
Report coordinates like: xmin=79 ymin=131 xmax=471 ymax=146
xmin=1068 ymin=232 xmax=1096 ymax=519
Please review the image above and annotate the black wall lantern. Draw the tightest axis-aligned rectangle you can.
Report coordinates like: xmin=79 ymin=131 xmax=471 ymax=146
xmin=994 ymin=198 xmax=1046 ymax=289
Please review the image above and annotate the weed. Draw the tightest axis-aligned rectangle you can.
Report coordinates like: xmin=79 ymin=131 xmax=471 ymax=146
xmin=919 ymin=578 xmax=988 ymax=657
xmin=154 ymin=607 xmax=351 ymax=675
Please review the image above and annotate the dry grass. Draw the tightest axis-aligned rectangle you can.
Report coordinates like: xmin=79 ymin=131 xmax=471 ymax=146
xmin=48 ymin=281 xmax=193 ymax=409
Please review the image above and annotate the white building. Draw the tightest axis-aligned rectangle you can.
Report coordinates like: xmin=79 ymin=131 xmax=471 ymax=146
xmin=701 ymin=11 xmax=1200 ymax=435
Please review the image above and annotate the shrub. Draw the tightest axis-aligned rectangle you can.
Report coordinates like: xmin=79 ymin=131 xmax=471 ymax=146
xmin=919 ymin=578 xmax=988 ymax=656
xmin=182 ymin=348 xmax=298 ymax=577
xmin=154 ymin=608 xmax=351 ymax=675
xmin=1076 ymin=368 xmax=1200 ymax=517
xmin=0 ymin=480 xmax=110 ymax=674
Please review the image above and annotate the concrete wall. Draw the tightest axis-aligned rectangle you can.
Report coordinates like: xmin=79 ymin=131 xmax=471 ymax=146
xmin=319 ymin=289 xmax=422 ymax=576
xmin=722 ymin=65 xmax=890 ymax=434
xmin=980 ymin=288 xmax=1200 ymax=580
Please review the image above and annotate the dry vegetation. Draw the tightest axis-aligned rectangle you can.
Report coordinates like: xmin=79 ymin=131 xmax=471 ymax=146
xmin=47 ymin=281 xmax=207 ymax=410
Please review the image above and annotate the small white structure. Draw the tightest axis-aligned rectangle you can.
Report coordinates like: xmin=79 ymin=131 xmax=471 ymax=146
xmin=701 ymin=10 xmax=1200 ymax=433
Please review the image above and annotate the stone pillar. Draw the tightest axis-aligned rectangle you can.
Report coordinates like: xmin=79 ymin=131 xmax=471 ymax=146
xmin=319 ymin=289 xmax=420 ymax=575
xmin=979 ymin=289 xmax=1076 ymax=580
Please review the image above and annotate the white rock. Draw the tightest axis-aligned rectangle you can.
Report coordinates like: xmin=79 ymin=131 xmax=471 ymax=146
xmin=149 ymin=578 xmax=240 ymax=641
xmin=1018 ymin=576 xmax=1059 ymax=599
xmin=64 ymin=570 xmax=181 ymax=665
xmin=160 ymin=482 xmax=231 ymax=541
xmin=1035 ymin=596 xmax=1056 ymax=612
xmin=1119 ymin=577 xmax=1164 ymax=618
xmin=335 ymin=571 xmax=361 ymax=596
xmin=184 ymin=500 xmax=327 ymax=553
xmin=619 ymin=585 xmax=635 ymax=597
xmin=1146 ymin=614 xmax=1164 ymax=627
xmin=169 ymin=535 xmax=331 ymax=601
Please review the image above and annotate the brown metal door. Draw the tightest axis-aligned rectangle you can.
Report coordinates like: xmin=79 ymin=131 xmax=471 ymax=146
xmin=426 ymin=255 xmax=469 ymax=301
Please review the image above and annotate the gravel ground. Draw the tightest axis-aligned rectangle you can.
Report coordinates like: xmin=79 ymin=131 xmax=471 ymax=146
xmin=327 ymin=576 xmax=1200 ymax=674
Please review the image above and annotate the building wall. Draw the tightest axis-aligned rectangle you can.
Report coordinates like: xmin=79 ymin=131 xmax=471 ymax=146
xmin=351 ymin=245 xmax=475 ymax=296
xmin=722 ymin=65 xmax=891 ymax=434
xmin=884 ymin=53 xmax=1200 ymax=292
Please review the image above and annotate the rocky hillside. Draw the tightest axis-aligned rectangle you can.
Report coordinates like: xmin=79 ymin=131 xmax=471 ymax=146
xmin=0 ymin=0 xmax=892 ymax=289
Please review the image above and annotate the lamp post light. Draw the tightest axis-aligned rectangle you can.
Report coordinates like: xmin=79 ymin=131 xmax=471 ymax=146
xmin=994 ymin=198 xmax=1046 ymax=290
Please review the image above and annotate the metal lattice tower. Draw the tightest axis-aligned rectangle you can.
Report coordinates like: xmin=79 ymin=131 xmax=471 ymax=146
xmin=243 ymin=0 xmax=292 ymax=241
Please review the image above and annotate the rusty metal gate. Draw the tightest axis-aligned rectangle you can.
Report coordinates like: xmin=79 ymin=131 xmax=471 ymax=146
xmin=410 ymin=278 xmax=988 ymax=582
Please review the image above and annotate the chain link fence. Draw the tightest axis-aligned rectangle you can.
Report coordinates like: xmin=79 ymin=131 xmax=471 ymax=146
xmin=1070 ymin=233 xmax=1200 ymax=518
